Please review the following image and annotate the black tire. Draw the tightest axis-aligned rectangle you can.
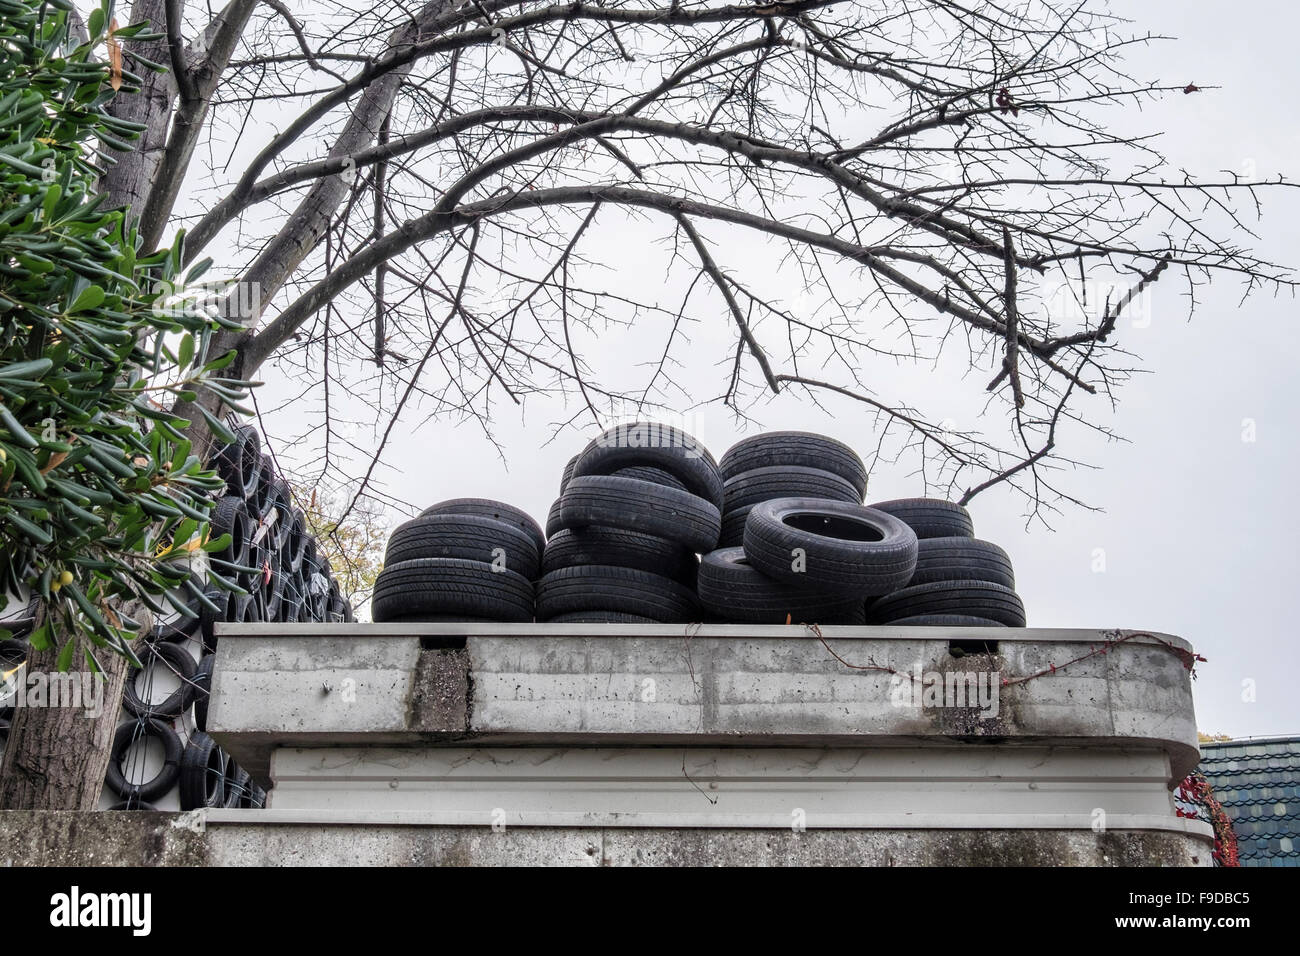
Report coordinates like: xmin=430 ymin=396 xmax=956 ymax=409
xmin=610 ymin=466 xmax=687 ymax=490
xmin=0 ymin=588 xmax=40 ymax=639
xmin=886 ymin=614 xmax=1008 ymax=627
xmin=910 ymin=537 xmax=1014 ymax=588
xmin=547 ymin=612 xmax=663 ymax=624
xmin=193 ymin=654 xmax=214 ymax=733
xmin=104 ymin=718 xmax=182 ymax=803
xmin=420 ymin=499 xmax=546 ymax=555
xmin=868 ymin=580 xmax=1026 ymax=627
xmin=223 ymin=764 xmax=251 ymax=809
xmin=262 ymin=551 xmax=286 ymax=623
xmin=573 ymin=422 xmax=723 ymax=510
xmin=536 ymin=565 xmax=699 ymax=623
xmin=249 ymin=453 xmax=276 ymax=515
xmin=201 ymin=590 xmax=254 ymax=653
xmin=720 ymin=432 xmax=867 ymax=498
xmin=386 ymin=514 xmax=541 ymax=580
xmin=244 ymin=783 xmax=268 ymax=809
xmin=326 ymin=581 xmax=349 ymax=623
xmin=209 ymin=495 xmax=252 ymax=567
xmin=371 ymin=558 xmax=534 ymax=623
xmin=868 ymin=498 xmax=974 ymax=539
xmin=545 ymin=498 xmax=564 ymax=538
xmin=179 ymin=731 xmax=226 ymax=810
xmin=698 ymin=548 xmax=867 ymax=624
xmin=0 ymin=638 xmax=27 ymax=669
xmin=722 ymin=465 xmax=861 ymax=513
xmin=122 ymin=641 xmax=198 ymax=719
xmin=213 ymin=424 xmax=260 ymax=501
xmin=560 ymin=454 xmax=579 ymax=492
xmin=108 ymin=798 xmax=158 ymax=811
xmin=558 ymin=475 xmax=720 ymax=553
xmin=541 ymin=527 xmax=698 ymax=586
xmin=261 ymin=478 xmax=293 ymax=551
xmin=151 ymin=574 xmax=206 ymax=643
xmin=285 ymin=509 xmax=308 ymax=573
xmin=742 ymin=499 xmax=918 ymax=597
xmin=718 ymin=506 xmax=751 ymax=549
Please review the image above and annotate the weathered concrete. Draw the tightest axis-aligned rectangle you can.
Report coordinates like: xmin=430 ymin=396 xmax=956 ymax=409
xmin=0 ymin=811 xmax=1211 ymax=867
xmin=264 ymin=745 xmax=1193 ymax=831
xmin=210 ymin=624 xmax=1201 ymax=785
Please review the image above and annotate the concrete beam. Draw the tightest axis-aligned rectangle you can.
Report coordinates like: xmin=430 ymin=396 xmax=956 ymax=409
xmin=209 ymin=624 xmax=1201 ymax=785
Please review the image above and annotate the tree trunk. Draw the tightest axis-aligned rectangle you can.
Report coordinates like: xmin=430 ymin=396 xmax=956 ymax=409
xmin=0 ymin=638 xmax=131 ymax=810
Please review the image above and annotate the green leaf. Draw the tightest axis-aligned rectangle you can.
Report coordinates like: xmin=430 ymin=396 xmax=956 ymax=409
xmin=68 ymin=284 xmax=106 ymax=313
xmin=56 ymin=636 xmax=76 ymax=672
xmin=0 ymin=358 xmax=53 ymax=380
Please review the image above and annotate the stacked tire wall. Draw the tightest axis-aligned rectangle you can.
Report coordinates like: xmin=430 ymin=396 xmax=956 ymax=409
xmin=19 ymin=424 xmax=354 ymax=812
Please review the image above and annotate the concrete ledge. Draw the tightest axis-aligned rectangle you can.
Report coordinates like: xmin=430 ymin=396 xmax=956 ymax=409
xmin=0 ymin=811 xmax=1213 ymax=867
xmin=209 ymin=624 xmax=1201 ymax=786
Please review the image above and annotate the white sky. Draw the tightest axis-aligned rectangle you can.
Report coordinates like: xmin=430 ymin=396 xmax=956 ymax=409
xmin=198 ymin=0 xmax=1299 ymax=738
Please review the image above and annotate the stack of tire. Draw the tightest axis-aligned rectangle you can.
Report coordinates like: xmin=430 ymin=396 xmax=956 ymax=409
xmin=698 ymin=432 xmax=914 ymax=623
xmin=537 ymin=422 xmax=722 ymax=623
xmin=100 ymin=423 xmax=354 ymax=812
xmin=716 ymin=432 xmax=869 ymax=548
xmin=370 ymin=499 xmax=543 ymax=623
xmin=862 ymin=498 xmax=1026 ymax=628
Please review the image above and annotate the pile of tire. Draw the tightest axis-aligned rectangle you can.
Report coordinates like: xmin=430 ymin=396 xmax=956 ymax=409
xmin=97 ymin=423 xmax=353 ymax=812
xmin=370 ymin=499 xmax=543 ymax=623
xmin=538 ymin=422 xmax=722 ymax=623
xmin=861 ymin=498 xmax=1026 ymax=628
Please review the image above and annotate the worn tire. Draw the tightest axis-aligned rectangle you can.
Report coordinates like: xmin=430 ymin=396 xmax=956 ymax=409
xmin=213 ymin=424 xmax=260 ymax=501
xmin=108 ymin=798 xmax=157 ymax=811
xmin=386 ymin=514 xmax=541 ymax=580
xmin=122 ymin=641 xmax=197 ymax=719
xmin=558 ymin=475 xmax=720 ymax=553
xmin=720 ymin=432 xmax=867 ymax=498
xmin=104 ymin=718 xmax=182 ymax=804
xmin=209 ymin=495 xmax=252 ymax=567
xmin=420 ymin=499 xmax=546 ymax=555
xmin=722 ymin=465 xmax=861 ymax=513
xmin=886 ymin=614 xmax=1007 ymax=628
xmin=611 ymin=466 xmax=687 ymax=490
xmin=573 ymin=422 xmax=723 ymax=510
xmin=193 ymin=653 xmax=214 ymax=733
xmin=698 ymin=548 xmax=866 ymax=624
xmin=909 ymin=537 xmax=1014 ymax=588
xmin=151 ymin=574 xmax=207 ymax=643
xmin=223 ymin=764 xmax=252 ymax=809
xmin=868 ymin=498 xmax=973 ymax=539
xmin=542 ymin=527 xmax=698 ymax=586
xmin=371 ymin=558 xmax=534 ymax=623
xmin=718 ymin=505 xmax=752 ymax=549
xmin=536 ymin=565 xmax=698 ymax=623
xmin=179 ymin=731 xmax=226 ymax=810
xmin=560 ymin=454 xmax=580 ymax=492
xmin=201 ymin=589 xmax=254 ymax=653
xmin=743 ymin=499 xmax=917 ymax=596
xmin=868 ymin=580 xmax=1026 ymax=627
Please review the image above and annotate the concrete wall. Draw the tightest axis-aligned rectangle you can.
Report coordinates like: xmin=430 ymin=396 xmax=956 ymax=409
xmin=0 ymin=810 xmax=1211 ymax=867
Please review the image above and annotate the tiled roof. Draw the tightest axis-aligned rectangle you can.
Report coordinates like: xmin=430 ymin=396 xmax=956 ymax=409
xmin=1200 ymin=737 xmax=1300 ymax=867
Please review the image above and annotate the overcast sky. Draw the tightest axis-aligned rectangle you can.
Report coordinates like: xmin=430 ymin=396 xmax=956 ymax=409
xmin=228 ymin=0 xmax=1300 ymax=739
